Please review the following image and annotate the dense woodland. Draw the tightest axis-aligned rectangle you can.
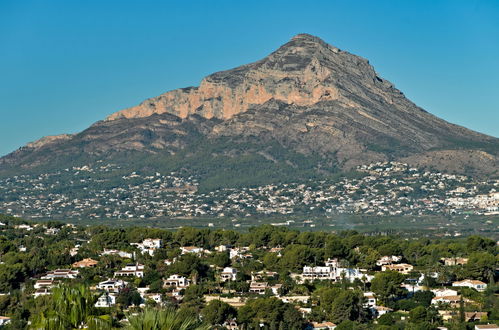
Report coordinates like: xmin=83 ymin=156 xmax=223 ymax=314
xmin=0 ymin=214 xmax=497 ymax=329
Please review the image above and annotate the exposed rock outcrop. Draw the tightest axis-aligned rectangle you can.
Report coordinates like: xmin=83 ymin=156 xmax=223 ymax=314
xmin=1 ymin=34 xmax=497 ymax=179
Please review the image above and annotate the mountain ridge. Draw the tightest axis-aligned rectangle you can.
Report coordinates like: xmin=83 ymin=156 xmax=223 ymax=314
xmin=1 ymin=34 xmax=498 ymax=183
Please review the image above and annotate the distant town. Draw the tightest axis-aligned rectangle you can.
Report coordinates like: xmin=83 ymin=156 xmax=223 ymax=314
xmin=1 ymin=162 xmax=497 ymax=221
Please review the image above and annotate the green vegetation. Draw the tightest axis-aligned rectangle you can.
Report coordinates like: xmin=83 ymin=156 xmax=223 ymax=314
xmin=0 ymin=214 xmax=497 ymax=329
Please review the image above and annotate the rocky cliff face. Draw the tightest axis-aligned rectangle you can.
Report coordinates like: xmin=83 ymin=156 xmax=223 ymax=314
xmin=107 ymin=34 xmax=398 ymax=121
xmin=1 ymin=34 xmax=498 ymax=180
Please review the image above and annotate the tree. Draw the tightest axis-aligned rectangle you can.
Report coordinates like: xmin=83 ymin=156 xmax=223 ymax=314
xmin=29 ymin=285 xmax=110 ymax=330
xmin=116 ymin=287 xmax=142 ymax=307
xmin=409 ymin=306 xmax=427 ymax=323
xmin=237 ymin=297 xmax=305 ymax=329
xmin=371 ymin=271 xmax=405 ymax=304
xmin=464 ymin=252 xmax=497 ymax=282
xmin=125 ymin=307 xmax=209 ymax=330
xmin=201 ymin=300 xmax=236 ymax=326
xmin=329 ymin=290 xmax=367 ymax=324
xmin=279 ymin=245 xmax=316 ymax=272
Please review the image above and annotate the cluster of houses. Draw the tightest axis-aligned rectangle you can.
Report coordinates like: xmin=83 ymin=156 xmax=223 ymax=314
xmin=23 ymin=234 xmax=494 ymax=330
xmin=2 ymin=162 xmax=498 ymax=220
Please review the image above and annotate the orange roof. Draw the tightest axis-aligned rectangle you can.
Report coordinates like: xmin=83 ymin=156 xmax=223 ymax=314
xmin=72 ymin=258 xmax=98 ymax=267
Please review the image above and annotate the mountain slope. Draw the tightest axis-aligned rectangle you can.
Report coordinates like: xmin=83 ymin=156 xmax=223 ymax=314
xmin=1 ymin=34 xmax=497 ymax=184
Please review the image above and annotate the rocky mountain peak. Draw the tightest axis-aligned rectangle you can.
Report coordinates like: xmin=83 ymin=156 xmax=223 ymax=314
xmin=2 ymin=34 xmax=497 ymax=180
xmin=106 ymin=34 xmax=382 ymax=121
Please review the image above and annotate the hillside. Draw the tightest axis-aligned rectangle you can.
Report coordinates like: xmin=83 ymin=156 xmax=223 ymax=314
xmin=1 ymin=33 xmax=498 ymax=186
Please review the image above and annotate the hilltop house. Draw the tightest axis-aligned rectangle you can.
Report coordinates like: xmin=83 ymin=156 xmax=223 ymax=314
xmin=376 ymin=255 xmax=402 ymax=266
xmin=95 ymin=293 xmax=116 ymax=308
xmin=441 ymin=257 xmax=468 ymax=266
xmin=34 ymin=279 xmax=55 ymax=290
xmin=381 ymin=263 xmax=414 ymax=274
xmin=101 ymin=249 xmax=133 ymax=259
xmin=131 ymin=238 xmax=162 ymax=256
xmin=114 ymin=264 xmax=144 ymax=278
xmin=97 ymin=279 xmax=127 ymax=293
xmin=249 ymin=282 xmax=268 ymax=294
xmin=163 ymin=275 xmax=190 ymax=288
xmin=180 ymin=246 xmax=205 ymax=255
xmin=452 ymin=279 xmax=487 ymax=291
xmin=41 ymin=269 xmax=79 ymax=280
xmin=220 ymin=267 xmax=238 ymax=282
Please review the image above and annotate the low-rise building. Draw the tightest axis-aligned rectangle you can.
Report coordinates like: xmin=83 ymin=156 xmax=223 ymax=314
xmin=41 ymin=269 xmax=79 ymax=280
xmin=95 ymin=293 xmax=116 ymax=308
xmin=381 ymin=263 xmax=414 ymax=274
xmin=163 ymin=275 xmax=190 ymax=288
xmin=431 ymin=295 xmax=463 ymax=306
xmin=0 ymin=316 xmax=11 ymax=326
xmin=114 ymin=264 xmax=144 ymax=278
xmin=376 ymin=256 xmax=402 ymax=266
xmin=97 ymin=279 xmax=127 ymax=293
xmin=180 ymin=246 xmax=204 ymax=255
xmin=307 ymin=321 xmax=337 ymax=330
xmin=101 ymin=249 xmax=133 ymax=259
xmin=131 ymin=238 xmax=162 ymax=256
xmin=33 ymin=288 xmax=51 ymax=298
xmin=441 ymin=257 xmax=468 ymax=266
xmin=452 ymin=279 xmax=487 ymax=291
xmin=34 ymin=279 xmax=55 ymax=289
xmin=431 ymin=288 xmax=458 ymax=297
xmin=475 ymin=325 xmax=499 ymax=330
xmin=220 ymin=267 xmax=238 ymax=282
xmin=249 ymin=282 xmax=268 ymax=294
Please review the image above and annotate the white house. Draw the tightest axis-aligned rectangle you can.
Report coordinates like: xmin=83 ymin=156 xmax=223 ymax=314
xmin=141 ymin=293 xmax=162 ymax=306
xmin=180 ymin=246 xmax=204 ymax=255
xmin=220 ymin=267 xmax=238 ymax=282
xmin=33 ymin=288 xmax=51 ymax=298
xmin=300 ymin=264 xmax=370 ymax=283
xmin=363 ymin=292 xmax=376 ymax=308
xmin=41 ymin=269 xmax=79 ymax=280
xmin=131 ymin=238 xmax=162 ymax=256
xmin=101 ymin=249 xmax=133 ymax=259
xmin=34 ymin=280 xmax=55 ymax=290
xmin=0 ymin=316 xmax=11 ymax=326
xmin=452 ymin=279 xmax=487 ymax=292
xmin=431 ymin=295 xmax=463 ymax=306
xmin=163 ymin=275 xmax=190 ymax=288
xmin=95 ymin=293 xmax=116 ymax=308
xmin=431 ymin=288 xmax=458 ymax=297
xmin=374 ymin=306 xmax=393 ymax=317
xmin=376 ymin=255 xmax=402 ymax=266
xmin=97 ymin=279 xmax=127 ymax=293
xmin=249 ymin=282 xmax=268 ymax=294
xmin=114 ymin=264 xmax=144 ymax=278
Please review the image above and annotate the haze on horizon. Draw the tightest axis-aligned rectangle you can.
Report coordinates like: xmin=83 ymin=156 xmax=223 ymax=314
xmin=1 ymin=0 xmax=498 ymax=157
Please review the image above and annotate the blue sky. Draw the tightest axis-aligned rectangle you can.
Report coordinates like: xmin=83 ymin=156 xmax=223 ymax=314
xmin=1 ymin=0 xmax=498 ymax=156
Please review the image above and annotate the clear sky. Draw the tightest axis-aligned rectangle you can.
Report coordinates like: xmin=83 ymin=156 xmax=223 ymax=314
xmin=1 ymin=0 xmax=498 ymax=157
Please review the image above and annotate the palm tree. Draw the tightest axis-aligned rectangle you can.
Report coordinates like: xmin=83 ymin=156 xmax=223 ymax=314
xmin=125 ymin=307 xmax=210 ymax=330
xmin=30 ymin=285 xmax=111 ymax=330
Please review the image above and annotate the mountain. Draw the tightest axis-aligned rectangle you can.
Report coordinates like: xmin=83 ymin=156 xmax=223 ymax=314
xmin=1 ymin=34 xmax=497 ymax=189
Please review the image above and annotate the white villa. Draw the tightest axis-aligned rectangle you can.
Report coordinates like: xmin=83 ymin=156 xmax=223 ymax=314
xmin=220 ymin=267 xmax=238 ymax=282
xmin=114 ymin=264 xmax=144 ymax=278
xmin=452 ymin=279 xmax=487 ymax=292
xmin=95 ymin=293 xmax=116 ymax=308
xmin=163 ymin=275 xmax=190 ymax=288
xmin=97 ymin=279 xmax=127 ymax=293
